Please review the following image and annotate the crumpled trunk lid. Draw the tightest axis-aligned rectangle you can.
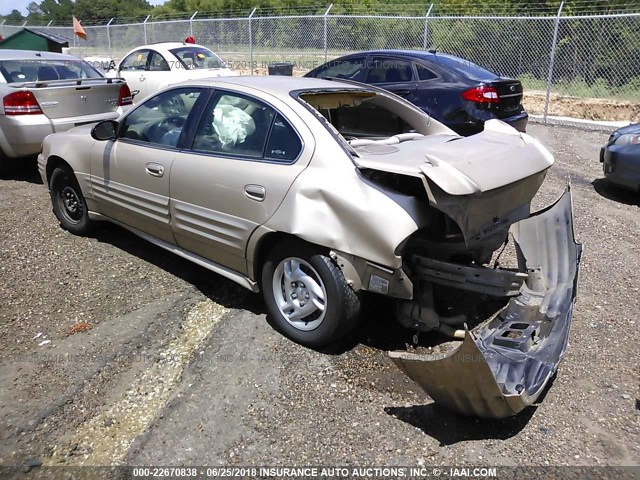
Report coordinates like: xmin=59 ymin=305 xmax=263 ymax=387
xmin=352 ymin=121 xmax=554 ymax=244
xmin=389 ymin=186 xmax=582 ymax=418
xmin=352 ymin=120 xmax=553 ymax=195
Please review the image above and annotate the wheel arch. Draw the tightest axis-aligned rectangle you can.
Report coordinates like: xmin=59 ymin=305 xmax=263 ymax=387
xmin=249 ymin=230 xmax=330 ymax=289
xmin=45 ymin=156 xmax=74 ymax=185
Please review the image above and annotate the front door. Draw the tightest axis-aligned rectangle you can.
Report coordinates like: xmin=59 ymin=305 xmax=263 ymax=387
xmin=90 ymin=87 xmax=206 ymax=244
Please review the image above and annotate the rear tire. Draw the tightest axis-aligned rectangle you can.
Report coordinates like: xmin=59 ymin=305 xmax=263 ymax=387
xmin=50 ymin=167 xmax=93 ymax=235
xmin=0 ymin=150 xmax=9 ymax=177
xmin=261 ymin=242 xmax=360 ymax=348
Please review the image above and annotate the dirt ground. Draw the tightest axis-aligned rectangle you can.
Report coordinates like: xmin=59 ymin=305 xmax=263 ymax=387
xmin=523 ymin=91 xmax=640 ymax=122
xmin=0 ymin=124 xmax=638 ymax=472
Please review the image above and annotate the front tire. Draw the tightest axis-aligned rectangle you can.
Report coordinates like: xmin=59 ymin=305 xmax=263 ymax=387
xmin=261 ymin=242 xmax=360 ymax=348
xmin=50 ymin=167 xmax=92 ymax=235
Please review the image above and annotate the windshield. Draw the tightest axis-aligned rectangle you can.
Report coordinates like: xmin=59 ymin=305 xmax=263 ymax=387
xmin=169 ymin=47 xmax=226 ymax=70
xmin=0 ymin=59 xmax=103 ymax=83
xmin=435 ymin=55 xmax=499 ymax=82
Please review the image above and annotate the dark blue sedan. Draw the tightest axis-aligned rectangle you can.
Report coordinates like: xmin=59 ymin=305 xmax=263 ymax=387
xmin=600 ymin=123 xmax=640 ymax=192
xmin=305 ymin=49 xmax=528 ymax=136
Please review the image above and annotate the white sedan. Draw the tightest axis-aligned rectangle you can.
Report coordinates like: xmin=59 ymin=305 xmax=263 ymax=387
xmin=110 ymin=42 xmax=236 ymax=102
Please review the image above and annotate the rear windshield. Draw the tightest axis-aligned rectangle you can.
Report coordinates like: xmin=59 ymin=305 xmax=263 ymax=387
xmin=0 ymin=59 xmax=103 ymax=83
xmin=435 ymin=55 xmax=499 ymax=81
xmin=169 ymin=47 xmax=225 ymax=70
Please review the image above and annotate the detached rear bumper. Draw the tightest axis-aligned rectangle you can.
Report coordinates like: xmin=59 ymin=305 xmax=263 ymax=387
xmin=389 ymin=186 xmax=582 ymax=418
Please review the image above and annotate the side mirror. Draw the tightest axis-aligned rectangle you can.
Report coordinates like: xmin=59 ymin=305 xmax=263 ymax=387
xmin=91 ymin=120 xmax=118 ymax=141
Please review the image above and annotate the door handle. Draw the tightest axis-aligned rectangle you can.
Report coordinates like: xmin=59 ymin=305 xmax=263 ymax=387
xmin=244 ymin=184 xmax=265 ymax=202
xmin=391 ymin=89 xmax=411 ymax=96
xmin=146 ymin=163 xmax=164 ymax=177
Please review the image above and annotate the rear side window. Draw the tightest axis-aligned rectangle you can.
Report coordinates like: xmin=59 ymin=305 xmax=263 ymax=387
xmin=312 ymin=59 xmax=367 ymax=82
xmin=265 ymin=114 xmax=302 ymax=162
xmin=192 ymin=92 xmax=302 ymax=163
xmin=367 ymin=58 xmax=413 ymax=83
xmin=0 ymin=59 xmax=102 ymax=82
xmin=416 ymin=64 xmax=437 ymax=81
xmin=193 ymin=93 xmax=276 ymax=158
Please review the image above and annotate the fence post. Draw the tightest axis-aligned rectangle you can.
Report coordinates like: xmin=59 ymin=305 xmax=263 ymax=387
xmin=143 ymin=15 xmax=150 ymax=44
xmin=323 ymin=4 xmax=333 ymax=62
xmin=190 ymin=11 xmax=198 ymax=37
xmin=106 ymin=18 xmax=114 ymax=58
xmin=544 ymin=1 xmax=564 ymax=124
xmin=248 ymin=8 xmax=256 ymax=75
xmin=422 ymin=3 xmax=434 ymax=50
xmin=46 ymin=20 xmax=53 ymax=27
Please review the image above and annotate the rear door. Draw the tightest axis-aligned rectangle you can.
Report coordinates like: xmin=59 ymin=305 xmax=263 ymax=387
xmin=412 ymin=61 xmax=461 ymax=123
xmin=367 ymin=56 xmax=417 ymax=102
xmin=169 ymin=89 xmax=311 ymax=274
xmin=90 ymin=87 xmax=207 ymax=243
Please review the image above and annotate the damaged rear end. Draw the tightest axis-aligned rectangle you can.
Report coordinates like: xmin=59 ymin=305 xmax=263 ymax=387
xmin=390 ymin=188 xmax=581 ymax=418
xmin=352 ymin=123 xmax=581 ymax=418
xmin=298 ymin=86 xmax=581 ymax=418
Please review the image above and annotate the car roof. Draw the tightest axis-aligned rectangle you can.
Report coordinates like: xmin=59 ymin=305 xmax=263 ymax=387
xmin=0 ymin=49 xmax=85 ymax=62
xmin=137 ymin=42 xmax=208 ymax=51
xmin=185 ymin=75 xmax=368 ymax=96
xmin=341 ymin=49 xmax=459 ymax=62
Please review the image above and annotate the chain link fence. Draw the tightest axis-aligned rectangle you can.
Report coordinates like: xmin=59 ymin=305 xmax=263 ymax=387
xmin=2 ymin=7 xmax=639 ymax=123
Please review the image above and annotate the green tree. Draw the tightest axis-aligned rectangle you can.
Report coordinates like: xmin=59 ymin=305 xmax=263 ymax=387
xmin=5 ymin=9 xmax=25 ymax=24
xmin=74 ymin=0 xmax=152 ymax=22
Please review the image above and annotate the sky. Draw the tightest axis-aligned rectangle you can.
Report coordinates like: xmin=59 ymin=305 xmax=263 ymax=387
xmin=1 ymin=0 xmax=167 ymax=17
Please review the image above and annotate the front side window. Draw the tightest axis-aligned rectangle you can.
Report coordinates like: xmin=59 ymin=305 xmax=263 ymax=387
xmin=367 ymin=58 xmax=413 ymax=83
xmin=313 ymin=59 xmax=367 ymax=82
xmin=120 ymin=88 xmax=202 ymax=147
xmin=169 ymin=47 xmax=225 ymax=70
xmin=120 ymin=50 xmax=150 ymax=71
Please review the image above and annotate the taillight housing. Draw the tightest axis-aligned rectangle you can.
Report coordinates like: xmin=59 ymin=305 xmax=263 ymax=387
xmin=3 ymin=91 xmax=43 ymax=115
xmin=118 ymin=84 xmax=133 ymax=106
xmin=462 ymin=85 xmax=499 ymax=104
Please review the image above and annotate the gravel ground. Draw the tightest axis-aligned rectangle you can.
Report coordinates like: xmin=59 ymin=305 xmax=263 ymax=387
xmin=0 ymin=124 xmax=638 ymax=470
